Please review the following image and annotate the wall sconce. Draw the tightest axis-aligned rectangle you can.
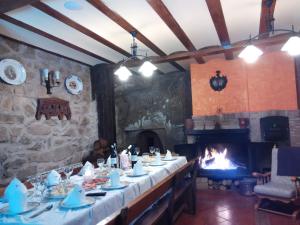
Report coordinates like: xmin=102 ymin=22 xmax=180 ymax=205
xmin=41 ymin=68 xmax=60 ymax=95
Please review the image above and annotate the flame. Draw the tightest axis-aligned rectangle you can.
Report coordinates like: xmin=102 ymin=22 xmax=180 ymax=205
xmin=200 ymin=148 xmax=238 ymax=170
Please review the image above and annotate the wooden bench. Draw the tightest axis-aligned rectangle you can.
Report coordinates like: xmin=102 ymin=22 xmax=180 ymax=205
xmin=171 ymin=158 xmax=198 ymax=223
xmin=120 ymin=171 xmax=175 ymax=225
xmin=96 ymin=173 xmax=175 ymax=225
xmin=97 ymin=159 xmax=198 ymax=225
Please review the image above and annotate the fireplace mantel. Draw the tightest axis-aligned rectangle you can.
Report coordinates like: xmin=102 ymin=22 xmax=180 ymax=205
xmin=124 ymin=127 xmax=165 ymax=132
xmin=186 ymin=128 xmax=250 ymax=143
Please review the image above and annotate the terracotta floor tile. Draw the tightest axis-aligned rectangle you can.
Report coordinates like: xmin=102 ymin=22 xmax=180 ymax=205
xmin=175 ymin=190 xmax=298 ymax=225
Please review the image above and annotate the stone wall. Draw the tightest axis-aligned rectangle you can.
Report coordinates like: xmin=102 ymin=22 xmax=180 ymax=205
xmin=0 ymin=36 xmax=98 ymax=185
xmin=114 ymin=71 xmax=189 ymax=150
xmin=191 ymin=110 xmax=300 ymax=146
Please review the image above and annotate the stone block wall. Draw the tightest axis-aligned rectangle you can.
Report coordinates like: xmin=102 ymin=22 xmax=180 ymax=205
xmin=114 ymin=71 xmax=189 ymax=150
xmin=191 ymin=110 xmax=300 ymax=146
xmin=0 ymin=36 xmax=98 ymax=185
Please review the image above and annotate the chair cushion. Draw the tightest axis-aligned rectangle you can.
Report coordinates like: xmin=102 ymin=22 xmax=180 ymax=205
xmin=254 ymin=182 xmax=296 ymax=198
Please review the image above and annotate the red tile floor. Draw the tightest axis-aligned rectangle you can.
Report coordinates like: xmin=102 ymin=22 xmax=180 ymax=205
xmin=176 ymin=189 xmax=299 ymax=225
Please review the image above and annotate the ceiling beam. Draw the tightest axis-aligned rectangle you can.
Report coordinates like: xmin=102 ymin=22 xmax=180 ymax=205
xmin=0 ymin=14 xmax=112 ymax=63
xmin=0 ymin=0 xmax=39 ymax=13
xmin=124 ymin=33 xmax=290 ymax=67
xmin=0 ymin=34 xmax=91 ymax=67
xmin=259 ymin=0 xmax=277 ymax=38
xmin=146 ymin=0 xmax=205 ymax=64
xmin=86 ymin=0 xmax=185 ymax=72
xmin=31 ymin=1 xmax=131 ymax=57
xmin=205 ymin=0 xmax=234 ymax=60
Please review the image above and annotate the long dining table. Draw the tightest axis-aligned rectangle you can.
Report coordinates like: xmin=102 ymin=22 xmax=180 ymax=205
xmin=0 ymin=156 xmax=187 ymax=225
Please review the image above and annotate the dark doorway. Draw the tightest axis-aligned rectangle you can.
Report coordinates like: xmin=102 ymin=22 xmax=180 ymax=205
xmin=136 ymin=130 xmax=163 ymax=153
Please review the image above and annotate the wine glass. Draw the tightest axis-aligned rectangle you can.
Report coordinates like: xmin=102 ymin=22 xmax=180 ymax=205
xmin=97 ymin=158 xmax=105 ymax=170
xmin=155 ymin=148 xmax=160 ymax=154
xmin=135 ymin=147 xmax=140 ymax=156
xmin=149 ymin=146 xmax=155 ymax=156
xmin=31 ymin=175 xmax=45 ymax=201
xmin=64 ymin=167 xmax=73 ymax=182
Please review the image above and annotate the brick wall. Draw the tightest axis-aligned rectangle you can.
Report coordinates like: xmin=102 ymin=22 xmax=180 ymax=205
xmin=191 ymin=110 xmax=300 ymax=147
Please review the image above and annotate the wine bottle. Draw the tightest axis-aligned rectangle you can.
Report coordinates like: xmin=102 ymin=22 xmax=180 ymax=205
xmin=126 ymin=145 xmax=132 ymax=154
xmin=130 ymin=145 xmax=138 ymax=168
xmin=110 ymin=143 xmax=118 ymax=168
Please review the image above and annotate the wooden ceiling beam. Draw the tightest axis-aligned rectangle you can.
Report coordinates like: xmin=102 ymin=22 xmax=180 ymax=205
xmin=123 ymin=33 xmax=290 ymax=67
xmin=205 ymin=0 xmax=234 ymax=60
xmin=0 ymin=14 xmax=113 ymax=63
xmin=0 ymin=34 xmax=91 ymax=67
xmin=146 ymin=0 xmax=205 ymax=64
xmin=259 ymin=0 xmax=277 ymax=38
xmin=0 ymin=0 xmax=39 ymax=13
xmin=31 ymin=1 xmax=131 ymax=57
xmin=87 ymin=0 xmax=185 ymax=72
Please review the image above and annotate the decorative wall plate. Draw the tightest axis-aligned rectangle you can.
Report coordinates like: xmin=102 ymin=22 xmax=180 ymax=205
xmin=65 ymin=75 xmax=83 ymax=95
xmin=0 ymin=59 xmax=26 ymax=85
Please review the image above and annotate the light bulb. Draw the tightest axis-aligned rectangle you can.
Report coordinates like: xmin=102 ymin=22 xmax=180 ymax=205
xmin=114 ymin=66 xmax=132 ymax=81
xmin=139 ymin=61 xmax=157 ymax=77
xmin=281 ymin=36 xmax=300 ymax=56
xmin=238 ymin=45 xmax=263 ymax=63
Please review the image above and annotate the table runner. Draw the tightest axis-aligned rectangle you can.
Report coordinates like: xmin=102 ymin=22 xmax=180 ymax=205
xmin=0 ymin=157 xmax=187 ymax=225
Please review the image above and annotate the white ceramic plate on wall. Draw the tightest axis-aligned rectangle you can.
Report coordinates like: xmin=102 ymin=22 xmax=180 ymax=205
xmin=0 ymin=59 xmax=26 ymax=85
xmin=65 ymin=74 xmax=83 ymax=95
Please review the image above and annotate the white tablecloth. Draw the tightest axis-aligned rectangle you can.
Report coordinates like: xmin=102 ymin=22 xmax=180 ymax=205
xmin=0 ymin=157 xmax=187 ymax=225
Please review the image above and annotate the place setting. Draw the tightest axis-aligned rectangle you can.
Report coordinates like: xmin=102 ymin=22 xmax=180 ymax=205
xmin=101 ymin=169 xmax=129 ymax=191
xmin=125 ymin=160 xmax=149 ymax=178
xmin=0 ymin=178 xmax=40 ymax=217
xmin=161 ymin=150 xmax=178 ymax=161
xmin=148 ymin=151 xmax=166 ymax=167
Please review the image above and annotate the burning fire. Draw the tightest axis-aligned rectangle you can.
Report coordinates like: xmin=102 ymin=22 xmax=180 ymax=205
xmin=200 ymin=148 xmax=238 ymax=170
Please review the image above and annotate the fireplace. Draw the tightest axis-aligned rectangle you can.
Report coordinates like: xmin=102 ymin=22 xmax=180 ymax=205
xmin=190 ymin=129 xmax=251 ymax=179
xmin=136 ymin=130 xmax=163 ymax=153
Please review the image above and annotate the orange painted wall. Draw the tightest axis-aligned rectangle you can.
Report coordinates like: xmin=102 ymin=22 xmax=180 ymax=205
xmin=191 ymin=51 xmax=298 ymax=116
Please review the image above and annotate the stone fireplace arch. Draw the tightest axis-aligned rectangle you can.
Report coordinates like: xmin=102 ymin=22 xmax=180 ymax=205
xmin=136 ymin=130 xmax=164 ymax=154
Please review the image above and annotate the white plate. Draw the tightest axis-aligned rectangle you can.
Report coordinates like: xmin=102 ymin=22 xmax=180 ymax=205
xmin=162 ymin=157 xmax=178 ymax=161
xmin=60 ymin=197 xmax=95 ymax=209
xmin=101 ymin=183 xmax=128 ymax=190
xmin=45 ymin=192 xmax=67 ymax=200
xmin=149 ymin=162 xmax=166 ymax=166
xmin=0 ymin=59 xmax=26 ymax=85
xmin=126 ymin=171 xmax=149 ymax=177
xmin=0 ymin=202 xmax=40 ymax=216
xmin=65 ymin=75 xmax=83 ymax=95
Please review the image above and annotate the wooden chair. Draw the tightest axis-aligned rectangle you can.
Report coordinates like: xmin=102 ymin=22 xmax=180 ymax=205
xmin=170 ymin=158 xmax=198 ymax=223
xmin=119 ymin=171 xmax=176 ymax=225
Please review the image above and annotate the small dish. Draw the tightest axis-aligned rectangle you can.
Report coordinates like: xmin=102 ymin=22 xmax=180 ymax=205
xmin=126 ymin=171 xmax=149 ymax=177
xmin=149 ymin=162 xmax=166 ymax=166
xmin=101 ymin=182 xmax=128 ymax=190
xmin=45 ymin=192 xmax=67 ymax=200
xmin=0 ymin=202 xmax=40 ymax=216
xmin=161 ymin=157 xmax=177 ymax=161
xmin=60 ymin=197 xmax=95 ymax=209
